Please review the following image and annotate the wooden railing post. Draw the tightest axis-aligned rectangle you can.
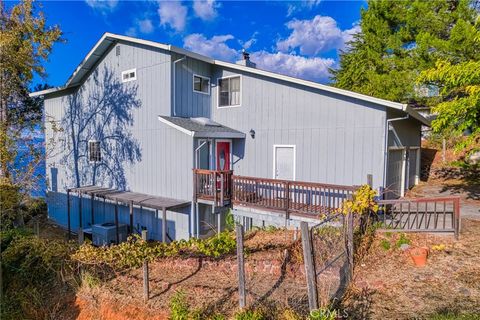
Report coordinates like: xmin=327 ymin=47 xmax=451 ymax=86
xmin=220 ymin=172 xmax=225 ymax=205
xmin=236 ymin=224 xmax=246 ymax=309
xmin=142 ymin=230 xmax=149 ymax=303
xmin=300 ymin=221 xmax=318 ymax=311
xmin=285 ymin=182 xmax=290 ymax=219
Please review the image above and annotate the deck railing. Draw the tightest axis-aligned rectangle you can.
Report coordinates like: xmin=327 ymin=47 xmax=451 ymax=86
xmin=232 ymin=175 xmax=358 ymax=218
xmin=376 ymin=196 xmax=461 ymax=239
xmin=193 ymin=169 xmax=233 ymax=206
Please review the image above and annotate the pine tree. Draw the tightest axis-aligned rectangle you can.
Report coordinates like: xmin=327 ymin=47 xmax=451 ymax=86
xmin=331 ymin=0 xmax=478 ymax=104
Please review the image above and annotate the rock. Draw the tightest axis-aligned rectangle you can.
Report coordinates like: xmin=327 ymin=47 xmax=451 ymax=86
xmin=459 ymin=287 xmax=471 ymax=295
xmin=400 ymin=244 xmax=411 ymax=251
xmin=467 ymin=151 xmax=480 ymax=165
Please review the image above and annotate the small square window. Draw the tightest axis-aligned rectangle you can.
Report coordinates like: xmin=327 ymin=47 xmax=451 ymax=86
xmin=88 ymin=140 xmax=101 ymax=162
xmin=121 ymin=68 xmax=136 ymax=82
xmin=193 ymin=75 xmax=210 ymax=94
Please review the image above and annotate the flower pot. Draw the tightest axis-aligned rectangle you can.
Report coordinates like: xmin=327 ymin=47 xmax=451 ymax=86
xmin=409 ymin=247 xmax=428 ymax=267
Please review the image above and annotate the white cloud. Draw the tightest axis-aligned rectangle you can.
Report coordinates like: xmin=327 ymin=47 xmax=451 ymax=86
xmin=287 ymin=0 xmax=321 ymax=17
xmin=277 ymin=15 xmax=358 ymax=56
xmin=158 ymin=1 xmax=188 ymax=32
xmin=85 ymin=0 xmax=118 ymax=12
xmin=138 ymin=18 xmax=155 ymax=34
xmin=183 ymin=33 xmax=239 ymax=61
xmin=193 ymin=0 xmax=218 ymax=21
xmin=239 ymin=32 xmax=258 ymax=50
xmin=125 ymin=18 xmax=155 ymax=37
xmin=251 ymin=51 xmax=335 ymax=83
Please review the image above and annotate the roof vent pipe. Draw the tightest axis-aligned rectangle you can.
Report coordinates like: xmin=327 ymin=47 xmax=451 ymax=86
xmin=173 ymin=56 xmax=187 ymax=116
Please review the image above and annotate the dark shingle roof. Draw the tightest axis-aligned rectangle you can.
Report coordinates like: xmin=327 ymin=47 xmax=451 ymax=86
xmin=158 ymin=116 xmax=245 ymax=138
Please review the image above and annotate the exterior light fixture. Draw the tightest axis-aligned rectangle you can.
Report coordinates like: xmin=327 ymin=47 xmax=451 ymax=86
xmin=249 ymin=129 xmax=255 ymax=139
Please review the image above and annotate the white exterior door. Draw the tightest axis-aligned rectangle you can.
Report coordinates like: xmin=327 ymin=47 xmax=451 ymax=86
xmin=274 ymin=145 xmax=295 ymax=180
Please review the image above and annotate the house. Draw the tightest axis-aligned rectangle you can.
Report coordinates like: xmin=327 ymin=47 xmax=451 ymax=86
xmin=32 ymin=33 xmax=429 ymax=242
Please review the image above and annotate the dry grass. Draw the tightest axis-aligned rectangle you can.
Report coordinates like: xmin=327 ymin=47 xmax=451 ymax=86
xmin=343 ymin=219 xmax=480 ymax=319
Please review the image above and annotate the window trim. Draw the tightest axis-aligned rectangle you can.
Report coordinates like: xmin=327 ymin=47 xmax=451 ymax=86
xmin=217 ymin=75 xmax=242 ymax=109
xmin=88 ymin=140 xmax=101 ymax=163
xmin=192 ymin=74 xmax=211 ymax=95
xmin=121 ymin=68 xmax=137 ymax=83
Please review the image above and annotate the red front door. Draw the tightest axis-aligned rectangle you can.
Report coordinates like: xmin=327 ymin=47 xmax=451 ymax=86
xmin=216 ymin=141 xmax=231 ymax=170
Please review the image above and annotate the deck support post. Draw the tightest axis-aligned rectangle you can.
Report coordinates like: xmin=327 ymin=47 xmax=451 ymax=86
xmin=67 ymin=189 xmax=71 ymax=240
xmin=236 ymin=224 xmax=246 ymax=309
xmin=90 ymin=193 xmax=95 ymax=226
xmin=115 ymin=200 xmax=119 ymax=244
xmin=142 ymin=230 xmax=149 ymax=302
xmin=367 ymin=174 xmax=373 ymax=188
xmin=162 ymin=207 xmax=167 ymax=243
xmin=78 ymin=192 xmax=83 ymax=244
xmin=300 ymin=221 xmax=318 ymax=311
xmin=129 ymin=201 xmax=134 ymax=234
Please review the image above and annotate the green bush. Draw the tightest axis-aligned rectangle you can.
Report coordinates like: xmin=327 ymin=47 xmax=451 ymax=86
xmin=73 ymin=231 xmax=237 ymax=270
xmin=1 ymin=233 xmax=76 ymax=319
xmin=0 ymin=182 xmax=22 ymax=229
xmin=395 ymin=233 xmax=411 ymax=248
xmin=234 ymin=309 xmax=265 ymax=320
xmin=380 ymin=239 xmax=391 ymax=251
xmin=169 ymin=290 xmax=191 ymax=320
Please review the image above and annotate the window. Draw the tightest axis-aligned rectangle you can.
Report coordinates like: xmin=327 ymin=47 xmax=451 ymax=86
xmin=193 ymin=75 xmax=210 ymax=94
xmin=121 ymin=68 xmax=136 ymax=82
xmin=88 ymin=140 xmax=101 ymax=162
xmin=218 ymin=76 xmax=241 ymax=107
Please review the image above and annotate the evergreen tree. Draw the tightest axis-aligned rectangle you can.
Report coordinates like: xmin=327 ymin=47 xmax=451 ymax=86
xmin=331 ymin=0 xmax=478 ymax=104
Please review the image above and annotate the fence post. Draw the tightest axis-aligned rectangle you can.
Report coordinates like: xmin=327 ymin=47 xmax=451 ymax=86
xmin=142 ymin=230 xmax=149 ymax=303
xmin=236 ymin=224 xmax=246 ymax=309
xmin=300 ymin=221 xmax=318 ymax=311
xmin=454 ymin=198 xmax=461 ymax=240
xmin=345 ymin=211 xmax=354 ymax=284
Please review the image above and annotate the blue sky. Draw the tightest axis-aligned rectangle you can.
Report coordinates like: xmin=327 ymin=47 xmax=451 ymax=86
xmin=26 ymin=0 xmax=366 ymax=87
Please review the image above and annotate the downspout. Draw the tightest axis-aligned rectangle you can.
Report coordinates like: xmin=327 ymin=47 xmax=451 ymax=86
xmin=382 ymin=114 xmax=409 ymax=198
xmin=172 ymin=56 xmax=187 ymax=117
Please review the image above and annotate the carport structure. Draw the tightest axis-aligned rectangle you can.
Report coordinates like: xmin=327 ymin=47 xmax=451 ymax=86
xmin=67 ymin=186 xmax=189 ymax=244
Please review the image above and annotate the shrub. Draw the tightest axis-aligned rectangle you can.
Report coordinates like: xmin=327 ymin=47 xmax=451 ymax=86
xmin=380 ymin=239 xmax=391 ymax=251
xmin=1 ymin=233 xmax=76 ymax=319
xmin=72 ymin=231 xmax=237 ymax=270
xmin=0 ymin=181 xmax=22 ymax=229
xmin=234 ymin=309 xmax=265 ymax=320
xmin=395 ymin=233 xmax=410 ymax=248
xmin=169 ymin=290 xmax=191 ymax=320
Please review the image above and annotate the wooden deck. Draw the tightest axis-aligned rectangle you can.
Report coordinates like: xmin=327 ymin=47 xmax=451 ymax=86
xmin=193 ymin=169 xmax=357 ymax=218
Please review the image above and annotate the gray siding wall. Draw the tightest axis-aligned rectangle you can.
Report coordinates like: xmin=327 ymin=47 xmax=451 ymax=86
xmin=210 ymin=67 xmax=387 ymax=189
xmin=387 ymin=117 xmax=422 ymax=147
xmin=44 ymin=42 xmax=194 ymax=240
xmin=173 ymin=54 xmax=212 ymax=118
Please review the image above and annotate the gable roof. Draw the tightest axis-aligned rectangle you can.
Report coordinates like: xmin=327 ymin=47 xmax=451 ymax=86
xmin=31 ymin=32 xmax=429 ymax=126
xmin=158 ymin=116 xmax=246 ymax=139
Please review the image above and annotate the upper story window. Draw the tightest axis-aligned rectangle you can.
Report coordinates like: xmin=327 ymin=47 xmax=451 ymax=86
xmin=121 ymin=68 xmax=136 ymax=83
xmin=193 ymin=74 xmax=210 ymax=95
xmin=88 ymin=140 xmax=101 ymax=162
xmin=218 ymin=76 xmax=241 ymax=108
